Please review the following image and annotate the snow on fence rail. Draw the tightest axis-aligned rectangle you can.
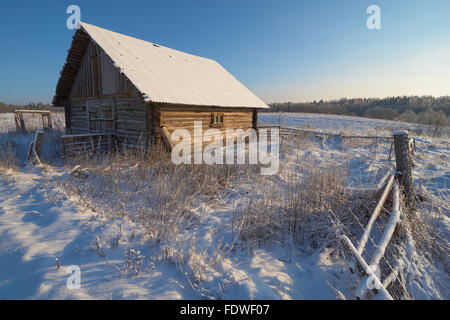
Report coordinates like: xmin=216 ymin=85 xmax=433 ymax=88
xmin=341 ymin=179 xmax=402 ymax=300
xmin=370 ymin=182 xmax=402 ymax=266
xmin=357 ymin=173 xmax=396 ymax=254
xmin=341 ymin=234 xmax=394 ymax=300
xmin=258 ymin=125 xmax=395 ymax=140
xmin=340 ymin=130 xmax=416 ymax=300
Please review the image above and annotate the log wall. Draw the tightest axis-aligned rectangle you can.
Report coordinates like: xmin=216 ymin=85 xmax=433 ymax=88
xmin=158 ymin=105 xmax=255 ymax=146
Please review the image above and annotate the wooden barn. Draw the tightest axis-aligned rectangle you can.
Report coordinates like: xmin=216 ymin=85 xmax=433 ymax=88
xmin=53 ymin=22 xmax=269 ymax=151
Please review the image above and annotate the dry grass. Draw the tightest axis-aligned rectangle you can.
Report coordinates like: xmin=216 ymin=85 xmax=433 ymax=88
xmin=406 ymin=188 xmax=450 ymax=273
xmin=0 ymin=112 xmax=65 ymax=170
xmin=232 ymin=158 xmax=354 ymax=254
xmin=53 ymin=136 xmax=364 ymax=295
xmin=0 ymin=139 xmax=19 ymax=170
xmin=58 ymin=145 xmax=257 ymax=243
xmin=373 ymin=190 xmax=450 ymax=300
xmin=54 ymin=145 xmax=259 ymax=294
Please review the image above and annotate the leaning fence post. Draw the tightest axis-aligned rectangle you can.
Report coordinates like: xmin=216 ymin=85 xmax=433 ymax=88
xmin=34 ymin=130 xmax=44 ymax=159
xmin=14 ymin=112 xmax=20 ymax=133
xmin=393 ymin=130 xmax=416 ymax=211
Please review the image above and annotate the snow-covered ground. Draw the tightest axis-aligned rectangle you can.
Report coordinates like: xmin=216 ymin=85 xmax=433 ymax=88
xmin=260 ymin=112 xmax=449 ymax=193
xmin=0 ymin=165 xmax=350 ymax=299
xmin=0 ymin=112 xmax=448 ymax=299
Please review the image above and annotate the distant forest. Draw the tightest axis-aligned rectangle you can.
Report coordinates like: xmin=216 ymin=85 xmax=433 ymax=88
xmin=0 ymin=102 xmax=63 ymax=113
xmin=266 ymin=96 xmax=450 ymax=127
xmin=2 ymin=96 xmax=449 ymax=127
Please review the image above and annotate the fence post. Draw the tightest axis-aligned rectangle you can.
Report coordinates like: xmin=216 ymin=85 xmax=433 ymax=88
xmin=34 ymin=130 xmax=44 ymax=162
xmin=393 ymin=130 xmax=416 ymax=211
xmin=14 ymin=111 xmax=26 ymax=134
xmin=47 ymin=113 xmax=53 ymax=130
xmin=14 ymin=112 xmax=20 ymax=133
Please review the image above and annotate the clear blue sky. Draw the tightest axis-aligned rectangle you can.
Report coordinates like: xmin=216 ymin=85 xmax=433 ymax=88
xmin=0 ymin=0 xmax=449 ymax=105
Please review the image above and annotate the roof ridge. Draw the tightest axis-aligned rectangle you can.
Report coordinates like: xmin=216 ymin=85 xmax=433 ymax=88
xmin=79 ymin=22 xmax=216 ymax=63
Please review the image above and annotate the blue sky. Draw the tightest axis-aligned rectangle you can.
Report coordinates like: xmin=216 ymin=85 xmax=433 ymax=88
xmin=0 ymin=0 xmax=449 ymax=105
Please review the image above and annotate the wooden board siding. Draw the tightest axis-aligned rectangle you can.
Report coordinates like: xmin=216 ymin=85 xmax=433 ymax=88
xmin=68 ymin=97 xmax=117 ymax=134
xmin=68 ymin=96 xmax=149 ymax=146
xmin=69 ymin=41 xmax=139 ymax=99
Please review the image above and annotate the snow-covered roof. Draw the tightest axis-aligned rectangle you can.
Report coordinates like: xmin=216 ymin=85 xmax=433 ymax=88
xmin=54 ymin=22 xmax=269 ymax=109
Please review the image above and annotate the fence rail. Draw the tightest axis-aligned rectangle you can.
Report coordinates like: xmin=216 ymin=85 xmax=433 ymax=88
xmin=341 ymin=176 xmax=403 ymax=300
xmin=14 ymin=110 xmax=52 ymax=134
xmin=258 ymin=125 xmax=394 ymax=140
xmin=61 ymin=133 xmax=116 ymax=158
xmin=340 ymin=130 xmax=416 ymax=300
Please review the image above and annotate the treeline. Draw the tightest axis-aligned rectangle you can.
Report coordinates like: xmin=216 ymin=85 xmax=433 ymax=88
xmin=0 ymin=102 xmax=63 ymax=113
xmin=267 ymin=96 xmax=450 ymax=127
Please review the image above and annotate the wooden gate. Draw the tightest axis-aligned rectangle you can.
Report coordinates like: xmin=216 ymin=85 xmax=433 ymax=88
xmin=86 ymin=98 xmax=116 ymax=134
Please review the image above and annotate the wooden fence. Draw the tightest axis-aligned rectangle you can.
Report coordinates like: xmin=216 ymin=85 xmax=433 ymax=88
xmin=258 ymin=125 xmax=394 ymax=140
xmin=340 ymin=130 xmax=416 ymax=300
xmin=14 ymin=110 xmax=52 ymax=134
xmin=61 ymin=133 xmax=116 ymax=158
xmin=259 ymin=126 xmax=418 ymax=299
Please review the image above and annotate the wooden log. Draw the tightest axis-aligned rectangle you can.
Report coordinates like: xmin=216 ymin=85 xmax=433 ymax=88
xmin=341 ymin=235 xmax=393 ymax=300
xmin=33 ymin=147 xmax=42 ymax=165
xmin=70 ymin=165 xmax=89 ymax=179
xmin=13 ymin=110 xmax=51 ymax=114
xmin=160 ymin=126 xmax=174 ymax=152
xmin=370 ymin=182 xmax=402 ymax=266
xmin=342 ymin=135 xmax=392 ymax=140
xmin=393 ymin=130 xmax=416 ymax=211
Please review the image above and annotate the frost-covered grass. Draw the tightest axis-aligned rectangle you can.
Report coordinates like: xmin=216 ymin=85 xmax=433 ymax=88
xmin=0 ymin=112 xmax=448 ymax=299
xmin=49 ymin=148 xmax=358 ymax=299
